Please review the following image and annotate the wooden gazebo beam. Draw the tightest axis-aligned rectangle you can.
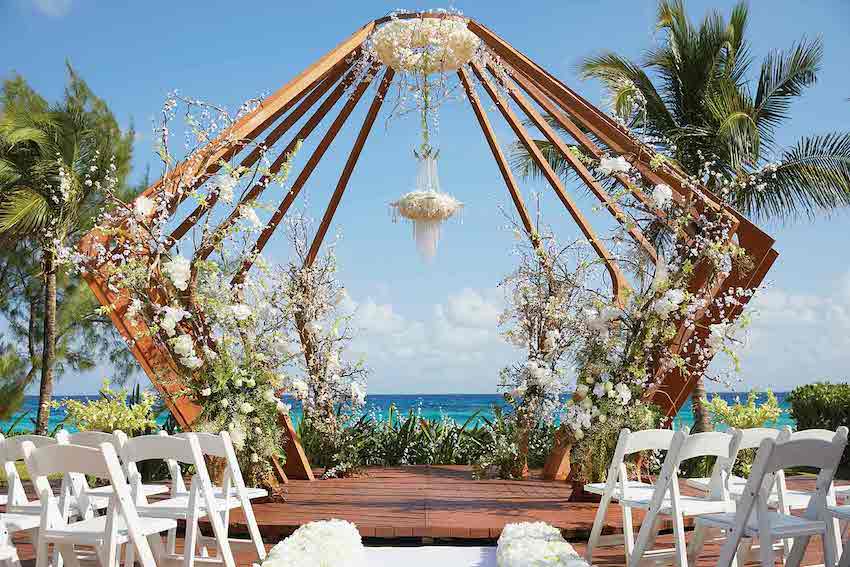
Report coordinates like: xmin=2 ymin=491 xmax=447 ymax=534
xmin=305 ymin=68 xmax=396 ymax=267
xmin=232 ymin=63 xmax=382 ymax=284
xmin=470 ymin=61 xmax=629 ymax=303
xmin=457 ymin=68 xmax=537 ymax=243
xmin=489 ymin=63 xmax=658 ymax=264
xmin=168 ymin=58 xmax=354 ymax=247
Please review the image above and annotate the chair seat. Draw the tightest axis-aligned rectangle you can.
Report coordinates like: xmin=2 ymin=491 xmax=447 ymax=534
xmin=827 ymin=504 xmax=850 ymax=521
xmin=698 ymin=511 xmax=826 ymax=538
xmin=41 ymin=515 xmax=177 ymax=546
xmin=86 ymin=483 xmax=169 ymax=508
xmin=176 ymin=486 xmax=268 ymax=501
xmin=687 ymin=476 xmax=816 ymax=510
xmin=87 ymin=483 xmax=169 ymax=498
xmin=584 ymin=480 xmax=656 ymax=499
xmin=619 ymin=489 xmax=733 ymax=516
xmin=136 ymin=493 xmax=243 ymax=519
xmin=686 ymin=475 xmax=747 ymax=493
xmin=0 ymin=512 xmax=40 ymax=533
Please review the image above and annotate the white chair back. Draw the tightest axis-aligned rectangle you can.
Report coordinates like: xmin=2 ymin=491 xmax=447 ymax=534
xmin=57 ymin=429 xmax=121 ymax=453
xmin=0 ymin=434 xmax=57 ymax=511
xmin=21 ymin=441 xmax=160 ymax=567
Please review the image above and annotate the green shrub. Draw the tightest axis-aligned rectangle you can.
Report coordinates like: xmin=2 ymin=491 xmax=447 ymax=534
xmin=702 ymin=389 xmax=784 ymax=475
xmin=788 ymin=382 xmax=850 ymax=472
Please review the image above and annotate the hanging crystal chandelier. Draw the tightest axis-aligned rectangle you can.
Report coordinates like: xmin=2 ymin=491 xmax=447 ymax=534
xmin=391 ymin=151 xmax=462 ymax=262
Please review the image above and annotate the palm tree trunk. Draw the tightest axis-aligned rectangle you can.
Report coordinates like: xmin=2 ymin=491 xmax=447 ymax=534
xmin=35 ymin=248 xmax=57 ymax=435
xmin=690 ymin=377 xmax=713 ymax=434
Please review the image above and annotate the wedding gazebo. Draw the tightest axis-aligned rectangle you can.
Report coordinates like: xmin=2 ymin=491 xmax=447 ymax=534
xmin=79 ymin=12 xmax=777 ymax=481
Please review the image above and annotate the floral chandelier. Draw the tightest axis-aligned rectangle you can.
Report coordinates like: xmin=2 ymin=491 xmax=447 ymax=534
xmin=374 ymin=15 xmax=478 ymax=262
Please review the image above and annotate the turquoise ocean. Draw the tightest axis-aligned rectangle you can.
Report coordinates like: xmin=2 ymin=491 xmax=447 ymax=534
xmin=2 ymin=391 xmax=794 ymax=434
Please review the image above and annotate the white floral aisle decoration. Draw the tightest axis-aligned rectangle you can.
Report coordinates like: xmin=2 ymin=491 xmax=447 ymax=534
xmin=390 ymin=151 xmax=462 ymax=261
xmin=261 ymin=519 xmax=364 ymax=567
xmin=497 ymin=522 xmax=588 ymax=567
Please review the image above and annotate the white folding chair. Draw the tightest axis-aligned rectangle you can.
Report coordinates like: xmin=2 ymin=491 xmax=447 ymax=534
xmin=56 ymin=430 xmax=170 ymax=508
xmin=21 ymin=440 xmax=176 ymax=567
xmin=1 ymin=434 xmax=58 ymax=515
xmin=115 ymin=431 xmax=237 ymax=567
xmin=585 ymin=428 xmax=677 ymax=563
xmin=698 ymin=427 xmax=849 ymax=567
xmin=175 ymin=431 xmax=267 ymax=562
xmin=627 ymin=430 xmax=741 ymax=567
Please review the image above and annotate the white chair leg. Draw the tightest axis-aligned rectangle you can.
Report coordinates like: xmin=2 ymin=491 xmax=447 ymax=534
xmin=785 ymin=535 xmax=811 ymax=567
xmin=56 ymin=544 xmax=82 ymax=567
xmin=687 ymin=519 xmax=707 ymax=565
xmin=670 ymin=510 xmax=688 ymax=567
xmin=586 ymin=492 xmax=613 ymax=562
xmin=183 ymin=516 xmax=199 ymax=567
xmin=758 ymin=534 xmax=775 ymax=567
xmin=34 ymin=535 xmax=49 ymax=567
xmin=623 ymin=504 xmax=636 ymax=562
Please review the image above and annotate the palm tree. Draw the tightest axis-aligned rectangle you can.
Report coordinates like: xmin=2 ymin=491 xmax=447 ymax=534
xmin=0 ymin=69 xmax=132 ymax=433
xmin=512 ymin=0 xmax=850 ymax=432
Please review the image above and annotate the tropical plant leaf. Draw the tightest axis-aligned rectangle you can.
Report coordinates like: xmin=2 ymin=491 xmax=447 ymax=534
xmin=0 ymin=188 xmax=49 ymax=234
xmin=732 ymin=133 xmax=850 ymax=220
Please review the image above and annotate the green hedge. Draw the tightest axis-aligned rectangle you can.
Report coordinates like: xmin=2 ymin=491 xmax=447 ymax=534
xmin=787 ymin=382 xmax=850 ymax=471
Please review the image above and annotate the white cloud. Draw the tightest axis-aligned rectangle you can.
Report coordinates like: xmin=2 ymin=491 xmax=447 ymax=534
xmin=731 ymin=272 xmax=850 ymax=391
xmin=345 ymin=288 xmax=520 ymax=393
xmin=32 ymin=0 xmax=71 ymax=17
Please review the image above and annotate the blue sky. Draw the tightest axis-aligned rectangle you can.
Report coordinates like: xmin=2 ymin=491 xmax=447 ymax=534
xmin=2 ymin=0 xmax=849 ymax=394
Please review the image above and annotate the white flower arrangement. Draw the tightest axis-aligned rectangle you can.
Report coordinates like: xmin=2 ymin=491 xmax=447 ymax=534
xmin=163 ymin=255 xmax=190 ymax=291
xmin=262 ymin=519 xmax=364 ymax=567
xmin=597 ymin=155 xmax=631 ymax=175
xmin=391 ymin=189 xmax=463 ymax=222
xmin=497 ymin=522 xmax=587 ymax=567
xmin=371 ymin=17 xmax=480 ymax=74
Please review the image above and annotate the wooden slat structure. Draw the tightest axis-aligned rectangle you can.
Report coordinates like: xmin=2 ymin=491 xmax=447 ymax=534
xmin=78 ymin=13 xmax=777 ymax=481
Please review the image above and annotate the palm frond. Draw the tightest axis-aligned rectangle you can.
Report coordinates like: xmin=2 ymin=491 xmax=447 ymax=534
xmin=733 ymin=133 xmax=850 ymax=221
xmin=579 ymin=53 xmax=676 ymax=135
xmin=753 ymin=37 xmax=823 ymax=149
xmin=0 ymin=188 xmax=50 ymax=234
xmin=0 ymin=158 xmax=22 ymax=186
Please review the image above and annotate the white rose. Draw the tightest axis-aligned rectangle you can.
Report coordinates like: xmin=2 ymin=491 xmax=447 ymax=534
xmin=134 ymin=196 xmax=155 ymax=219
xmin=200 ymin=387 xmax=212 ymax=397
xmin=163 ymin=256 xmax=190 ymax=291
xmin=598 ymin=155 xmax=631 ymax=175
xmin=220 ymin=398 xmax=229 ymax=408
xmin=230 ymin=303 xmax=252 ymax=321
xmin=240 ymin=402 xmax=254 ymax=414
xmin=159 ymin=305 xmax=188 ymax=337
xmin=575 ymin=384 xmax=589 ymax=397
xmin=651 ymin=183 xmax=673 ymax=209
xmin=171 ymin=334 xmax=195 ymax=358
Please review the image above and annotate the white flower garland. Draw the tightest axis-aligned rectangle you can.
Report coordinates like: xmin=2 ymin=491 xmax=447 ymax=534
xmin=262 ymin=519 xmax=364 ymax=567
xmin=371 ymin=17 xmax=480 ymax=74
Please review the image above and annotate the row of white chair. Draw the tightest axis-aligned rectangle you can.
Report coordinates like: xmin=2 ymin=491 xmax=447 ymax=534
xmin=586 ymin=426 xmax=850 ymax=567
xmin=0 ymin=429 xmax=268 ymax=567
